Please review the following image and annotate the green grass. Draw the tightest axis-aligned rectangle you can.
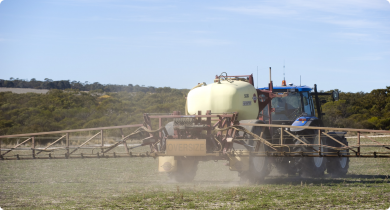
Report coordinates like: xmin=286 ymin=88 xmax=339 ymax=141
xmin=1 ymin=139 xmax=390 ymax=209
xmin=101 ymin=182 xmax=390 ymax=209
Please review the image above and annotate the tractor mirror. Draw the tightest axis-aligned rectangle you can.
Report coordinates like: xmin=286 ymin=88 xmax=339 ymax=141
xmin=332 ymin=91 xmax=339 ymax=101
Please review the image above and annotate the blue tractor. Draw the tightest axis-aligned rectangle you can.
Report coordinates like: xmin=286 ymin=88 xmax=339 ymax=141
xmin=257 ymin=83 xmax=349 ymax=177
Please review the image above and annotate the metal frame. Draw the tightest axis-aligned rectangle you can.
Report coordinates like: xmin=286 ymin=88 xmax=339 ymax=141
xmin=143 ymin=111 xmax=239 ymax=155
xmin=240 ymin=123 xmax=390 ymax=158
xmin=0 ymin=124 xmax=142 ymax=160
xmin=1 ymin=112 xmax=390 ymax=160
xmin=0 ymin=72 xmax=389 ymax=160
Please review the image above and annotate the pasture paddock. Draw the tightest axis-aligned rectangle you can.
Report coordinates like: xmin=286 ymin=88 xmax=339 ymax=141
xmin=1 ymin=143 xmax=390 ymax=209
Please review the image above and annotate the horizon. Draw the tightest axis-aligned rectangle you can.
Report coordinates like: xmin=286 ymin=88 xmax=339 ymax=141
xmin=1 ymin=76 xmax=389 ymax=93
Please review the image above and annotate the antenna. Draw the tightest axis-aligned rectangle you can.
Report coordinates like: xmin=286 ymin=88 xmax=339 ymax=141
xmin=300 ymin=75 xmax=301 ymax=86
xmin=257 ymin=66 xmax=258 ymax=88
xmin=282 ymin=60 xmax=286 ymax=86
xmin=283 ymin=60 xmax=285 ymax=81
xmin=269 ymin=67 xmax=272 ymax=84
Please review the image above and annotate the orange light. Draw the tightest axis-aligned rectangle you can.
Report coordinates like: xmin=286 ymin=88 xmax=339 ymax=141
xmin=282 ymin=80 xmax=286 ymax=86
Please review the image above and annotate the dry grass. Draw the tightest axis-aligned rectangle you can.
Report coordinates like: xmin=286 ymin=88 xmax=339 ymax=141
xmin=1 ymin=139 xmax=390 ymax=209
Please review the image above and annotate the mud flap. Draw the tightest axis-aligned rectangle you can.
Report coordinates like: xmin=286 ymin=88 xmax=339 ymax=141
xmin=229 ymin=154 xmax=249 ymax=171
xmin=158 ymin=156 xmax=177 ymax=172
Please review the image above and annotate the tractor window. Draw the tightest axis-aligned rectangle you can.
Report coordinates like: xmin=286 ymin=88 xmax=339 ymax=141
xmin=262 ymin=92 xmax=302 ymax=121
xmin=303 ymin=96 xmax=308 ymax=106
xmin=301 ymin=92 xmax=314 ymax=116
xmin=261 ymin=91 xmax=316 ymax=121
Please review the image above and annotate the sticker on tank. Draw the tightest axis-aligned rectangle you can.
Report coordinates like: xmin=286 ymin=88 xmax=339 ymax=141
xmin=243 ymin=101 xmax=251 ymax=106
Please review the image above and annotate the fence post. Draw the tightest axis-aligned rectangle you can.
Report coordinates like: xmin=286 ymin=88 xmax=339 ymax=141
xmin=280 ymin=127 xmax=283 ymax=145
xmin=206 ymin=110 xmax=211 ymax=139
xmin=121 ymin=128 xmax=129 ymax=154
xmin=66 ymin=132 xmax=69 ymax=158
xmin=318 ymin=129 xmax=321 ymax=156
xmin=101 ymin=130 xmax=104 ymax=154
xmin=32 ymin=136 xmax=35 ymax=158
xmin=357 ymin=131 xmax=360 ymax=156
xmin=159 ymin=117 xmax=162 ymax=138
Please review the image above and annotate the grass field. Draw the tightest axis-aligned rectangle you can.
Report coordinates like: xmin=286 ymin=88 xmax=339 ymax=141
xmin=1 ymin=139 xmax=390 ymax=209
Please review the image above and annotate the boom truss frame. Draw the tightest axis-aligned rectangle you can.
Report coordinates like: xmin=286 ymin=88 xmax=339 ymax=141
xmin=1 ymin=113 xmax=390 ymax=161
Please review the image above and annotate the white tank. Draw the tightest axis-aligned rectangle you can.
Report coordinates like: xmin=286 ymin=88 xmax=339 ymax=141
xmin=187 ymin=80 xmax=259 ymax=121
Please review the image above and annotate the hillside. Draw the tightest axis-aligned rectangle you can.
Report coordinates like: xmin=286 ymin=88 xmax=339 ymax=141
xmin=0 ymin=86 xmax=389 ymax=136
xmin=0 ymin=88 xmax=188 ymax=136
xmin=0 ymin=78 xmax=159 ymax=93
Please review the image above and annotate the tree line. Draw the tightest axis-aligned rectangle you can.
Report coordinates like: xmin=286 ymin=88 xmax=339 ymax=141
xmin=319 ymin=87 xmax=390 ymax=130
xmin=0 ymin=88 xmax=187 ymax=136
xmin=0 ymin=77 xmax=162 ymax=93
xmin=0 ymin=84 xmax=389 ymax=136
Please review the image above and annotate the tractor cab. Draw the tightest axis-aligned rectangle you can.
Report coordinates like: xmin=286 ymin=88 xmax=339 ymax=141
xmin=258 ymin=85 xmax=319 ymax=127
xmin=258 ymin=82 xmax=338 ymax=129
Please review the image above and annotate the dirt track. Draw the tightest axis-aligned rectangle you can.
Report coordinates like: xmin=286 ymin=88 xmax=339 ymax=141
xmin=0 ymin=88 xmax=49 ymax=94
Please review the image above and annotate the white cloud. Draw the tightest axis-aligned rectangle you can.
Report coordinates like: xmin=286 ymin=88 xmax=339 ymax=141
xmin=187 ymin=30 xmax=212 ymax=34
xmin=114 ymin=5 xmax=176 ymax=10
xmin=129 ymin=16 xmax=185 ymax=23
xmin=288 ymin=0 xmax=390 ymax=12
xmin=214 ymin=1 xmax=389 ymax=30
xmin=192 ymin=39 xmax=231 ymax=46
xmin=349 ymin=55 xmax=382 ymax=61
xmin=215 ymin=5 xmax=297 ymax=16
xmin=92 ymin=36 xmax=123 ymax=41
xmin=54 ymin=15 xmax=187 ymax=23
xmin=214 ymin=0 xmax=390 ymax=18
xmin=331 ymin=32 xmax=381 ymax=43
xmin=334 ymin=32 xmax=369 ymax=38
xmin=0 ymin=0 xmax=4 ymax=4
xmin=86 ymin=16 xmax=122 ymax=21
xmin=320 ymin=18 xmax=381 ymax=29
xmin=348 ymin=51 xmax=390 ymax=61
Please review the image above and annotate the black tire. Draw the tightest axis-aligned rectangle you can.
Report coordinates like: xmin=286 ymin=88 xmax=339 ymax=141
xmin=237 ymin=120 xmax=272 ymax=183
xmin=275 ymin=157 xmax=297 ymax=176
xmin=168 ymin=157 xmax=198 ymax=182
xmin=274 ymin=128 xmax=297 ymax=176
xmin=326 ymin=132 xmax=349 ymax=177
xmin=246 ymin=141 xmax=272 ymax=183
xmin=295 ymin=130 xmax=327 ymax=177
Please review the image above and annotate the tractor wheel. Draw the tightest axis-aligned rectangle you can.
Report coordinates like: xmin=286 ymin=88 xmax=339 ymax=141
xmin=295 ymin=130 xmax=327 ymax=178
xmin=326 ymin=133 xmax=349 ymax=177
xmin=237 ymin=121 xmax=272 ymax=183
xmin=168 ymin=157 xmax=198 ymax=182
xmin=246 ymin=141 xmax=272 ymax=183
xmin=275 ymin=157 xmax=297 ymax=176
xmin=272 ymin=128 xmax=297 ymax=176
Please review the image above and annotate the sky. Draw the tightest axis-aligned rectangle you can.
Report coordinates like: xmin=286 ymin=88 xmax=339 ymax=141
xmin=0 ymin=0 xmax=389 ymax=93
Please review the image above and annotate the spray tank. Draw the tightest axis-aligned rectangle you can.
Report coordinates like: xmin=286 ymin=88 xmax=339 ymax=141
xmin=186 ymin=73 xmax=259 ymax=121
